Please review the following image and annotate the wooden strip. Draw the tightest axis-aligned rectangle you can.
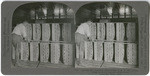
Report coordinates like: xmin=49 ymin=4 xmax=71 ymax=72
xmin=115 ymin=43 xmax=125 ymax=63
xmin=127 ymin=43 xmax=137 ymax=65
xmin=126 ymin=23 xmax=136 ymax=41
xmin=40 ymin=43 xmax=49 ymax=62
xmin=97 ymin=23 xmax=105 ymax=40
xmin=62 ymin=23 xmax=71 ymax=42
xmin=30 ymin=42 xmax=39 ymax=61
xmin=106 ymin=23 xmax=115 ymax=40
xmin=62 ymin=44 xmax=73 ymax=65
xmin=25 ymin=23 xmax=32 ymax=41
xmin=90 ymin=23 xmax=96 ymax=40
xmin=52 ymin=23 xmax=60 ymax=41
xmin=20 ymin=42 xmax=29 ymax=60
xmin=116 ymin=23 xmax=125 ymax=41
xmin=33 ymin=23 xmax=41 ymax=40
xmin=104 ymin=42 xmax=113 ymax=62
xmin=51 ymin=43 xmax=60 ymax=64
xmin=84 ymin=41 xmax=93 ymax=60
xmin=94 ymin=42 xmax=103 ymax=61
xmin=42 ymin=23 xmax=50 ymax=41
xmin=12 ymin=45 xmax=15 ymax=59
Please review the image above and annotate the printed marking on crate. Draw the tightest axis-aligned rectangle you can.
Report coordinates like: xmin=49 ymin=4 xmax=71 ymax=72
xmin=51 ymin=43 xmax=60 ymax=64
xmin=94 ymin=42 xmax=103 ymax=61
xmin=116 ymin=23 xmax=125 ymax=41
xmin=63 ymin=44 xmax=73 ymax=65
xmin=30 ymin=42 xmax=39 ymax=61
xmin=84 ymin=41 xmax=93 ymax=60
xmin=104 ymin=42 xmax=113 ymax=62
xmin=42 ymin=23 xmax=50 ymax=41
xmin=97 ymin=23 xmax=105 ymax=40
xmin=52 ymin=23 xmax=60 ymax=41
xmin=106 ymin=23 xmax=115 ymax=40
xmin=40 ymin=43 xmax=49 ymax=62
xmin=20 ymin=42 xmax=29 ymax=60
xmin=115 ymin=43 xmax=125 ymax=63
xmin=127 ymin=43 xmax=137 ymax=65
xmin=127 ymin=23 xmax=136 ymax=41
xmin=33 ymin=23 xmax=41 ymax=40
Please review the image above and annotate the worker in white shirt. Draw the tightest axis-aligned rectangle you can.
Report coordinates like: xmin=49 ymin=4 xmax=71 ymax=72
xmin=75 ymin=17 xmax=94 ymax=59
xmin=12 ymin=17 xmax=30 ymax=66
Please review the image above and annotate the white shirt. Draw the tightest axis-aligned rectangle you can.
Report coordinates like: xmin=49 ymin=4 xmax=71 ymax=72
xmin=12 ymin=23 xmax=27 ymax=38
xmin=75 ymin=23 xmax=91 ymax=37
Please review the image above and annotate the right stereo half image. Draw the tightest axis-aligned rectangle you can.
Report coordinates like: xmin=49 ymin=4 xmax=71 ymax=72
xmin=75 ymin=2 xmax=138 ymax=68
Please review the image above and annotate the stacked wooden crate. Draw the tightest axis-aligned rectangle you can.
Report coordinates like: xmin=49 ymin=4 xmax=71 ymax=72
xmin=62 ymin=23 xmax=72 ymax=42
xmin=42 ymin=23 xmax=50 ymax=41
xmin=20 ymin=42 xmax=29 ymax=60
xmin=30 ymin=42 xmax=39 ymax=61
xmin=33 ymin=23 xmax=41 ymax=41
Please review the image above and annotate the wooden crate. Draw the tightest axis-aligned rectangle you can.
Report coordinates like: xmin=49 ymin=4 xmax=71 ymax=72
xmin=127 ymin=43 xmax=137 ymax=65
xmin=30 ymin=42 xmax=39 ymax=61
xmin=42 ymin=23 xmax=50 ymax=41
xmin=51 ymin=43 xmax=60 ymax=64
xmin=40 ymin=43 xmax=49 ymax=62
xmin=90 ymin=23 xmax=96 ymax=40
xmin=94 ymin=42 xmax=103 ymax=61
xmin=20 ymin=42 xmax=29 ymax=60
xmin=25 ymin=23 xmax=32 ymax=41
xmin=97 ymin=23 xmax=105 ymax=40
xmin=62 ymin=23 xmax=71 ymax=42
xmin=104 ymin=42 xmax=114 ymax=62
xmin=115 ymin=43 xmax=125 ymax=63
xmin=116 ymin=23 xmax=125 ymax=41
xmin=84 ymin=41 xmax=93 ymax=60
xmin=106 ymin=23 xmax=115 ymax=40
xmin=62 ymin=44 xmax=73 ymax=65
xmin=52 ymin=23 xmax=60 ymax=41
xmin=126 ymin=23 xmax=136 ymax=41
xmin=33 ymin=23 xmax=41 ymax=40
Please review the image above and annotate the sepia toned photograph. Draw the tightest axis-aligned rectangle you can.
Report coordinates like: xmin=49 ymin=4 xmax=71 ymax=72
xmin=1 ymin=1 xmax=149 ymax=75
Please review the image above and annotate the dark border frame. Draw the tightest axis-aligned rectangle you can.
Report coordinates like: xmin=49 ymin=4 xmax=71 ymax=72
xmin=1 ymin=1 xmax=149 ymax=75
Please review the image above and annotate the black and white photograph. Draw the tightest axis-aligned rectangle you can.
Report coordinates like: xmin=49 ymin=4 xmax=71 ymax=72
xmin=1 ymin=1 xmax=149 ymax=75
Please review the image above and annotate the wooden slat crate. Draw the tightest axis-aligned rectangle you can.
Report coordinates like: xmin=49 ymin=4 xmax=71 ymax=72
xmin=116 ymin=23 xmax=125 ymax=41
xmin=79 ymin=42 xmax=85 ymax=59
xmin=30 ymin=42 xmax=39 ymax=61
xmin=20 ymin=42 xmax=29 ymax=60
xmin=51 ymin=43 xmax=60 ymax=64
xmin=40 ymin=43 xmax=49 ymax=62
xmin=25 ymin=23 xmax=32 ymax=41
xmin=33 ymin=23 xmax=41 ymax=40
xmin=126 ymin=23 xmax=136 ymax=41
xmin=62 ymin=23 xmax=71 ymax=42
xmin=52 ymin=23 xmax=60 ymax=41
xmin=42 ymin=23 xmax=50 ymax=41
xmin=127 ymin=43 xmax=137 ymax=65
xmin=84 ymin=41 xmax=93 ymax=60
xmin=90 ymin=23 xmax=96 ymax=40
xmin=106 ymin=23 xmax=115 ymax=40
xmin=115 ymin=43 xmax=125 ymax=63
xmin=62 ymin=44 xmax=73 ymax=65
xmin=76 ymin=45 xmax=80 ymax=58
xmin=94 ymin=42 xmax=103 ymax=61
xmin=104 ymin=42 xmax=114 ymax=62
xmin=97 ymin=23 xmax=105 ymax=40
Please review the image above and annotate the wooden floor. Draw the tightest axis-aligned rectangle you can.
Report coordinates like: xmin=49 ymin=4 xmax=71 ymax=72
xmin=11 ymin=59 xmax=137 ymax=68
